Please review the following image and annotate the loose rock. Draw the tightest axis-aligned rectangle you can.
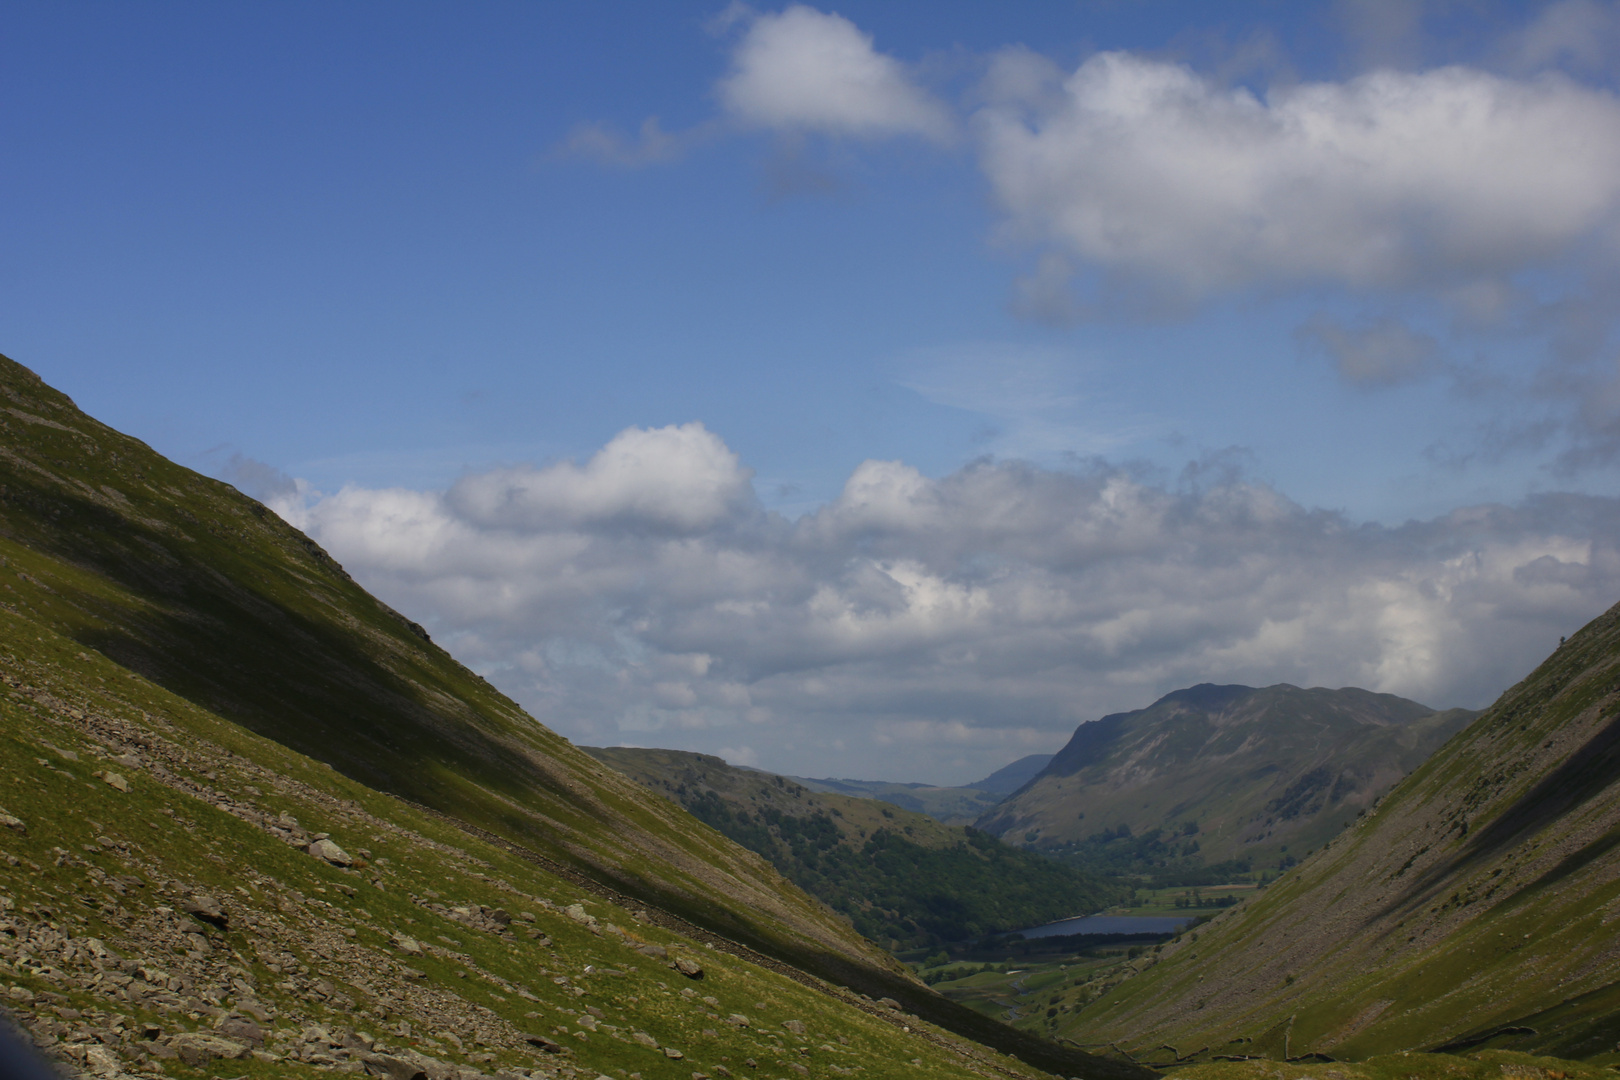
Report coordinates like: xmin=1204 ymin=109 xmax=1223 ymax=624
xmin=180 ymin=894 xmax=229 ymax=929
xmin=167 ymin=1031 xmax=250 ymax=1067
xmin=308 ymin=838 xmax=353 ymax=866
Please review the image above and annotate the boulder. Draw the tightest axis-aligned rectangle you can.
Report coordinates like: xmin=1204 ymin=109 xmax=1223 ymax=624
xmin=671 ymin=955 xmax=703 ymax=979
xmin=390 ymin=931 xmax=424 ymax=955
xmin=308 ymin=838 xmax=353 ymax=866
xmin=168 ymin=1032 xmax=250 ymax=1067
xmin=523 ymin=1033 xmax=566 ymax=1054
xmin=101 ymin=771 xmax=130 ymax=792
xmin=0 ymin=813 xmax=24 ymax=834
xmin=359 ymin=1053 xmax=430 ymax=1080
xmin=180 ymin=895 xmax=228 ymax=929
xmin=781 ymin=1020 xmax=806 ymax=1035
xmin=217 ymin=1015 xmax=265 ymax=1045
xmin=636 ymin=944 xmax=667 ymax=959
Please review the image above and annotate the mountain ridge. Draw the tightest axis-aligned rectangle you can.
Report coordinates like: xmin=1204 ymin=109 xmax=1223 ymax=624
xmin=1057 ymin=599 xmax=1620 ymax=1064
xmin=978 ymin=682 xmax=1476 ymax=874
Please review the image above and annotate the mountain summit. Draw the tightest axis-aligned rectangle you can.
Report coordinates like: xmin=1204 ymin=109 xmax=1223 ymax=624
xmin=978 ymin=683 xmax=1475 ymax=873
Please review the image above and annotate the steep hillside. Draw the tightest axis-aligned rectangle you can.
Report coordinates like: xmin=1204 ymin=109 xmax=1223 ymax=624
xmin=585 ymin=747 xmax=1118 ymax=950
xmin=1060 ymin=599 xmax=1620 ymax=1065
xmin=970 ymin=755 xmax=1054 ymax=797
xmin=0 ymin=352 xmax=1143 ymax=1080
xmin=978 ymin=685 xmax=1474 ymax=876
xmin=0 ymin=623 xmax=1054 ymax=1080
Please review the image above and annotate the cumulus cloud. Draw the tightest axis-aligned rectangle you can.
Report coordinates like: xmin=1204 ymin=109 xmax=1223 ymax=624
xmin=278 ymin=426 xmax=1620 ymax=783
xmin=974 ymin=50 xmax=1620 ymax=301
xmin=717 ymin=5 xmax=955 ymax=143
xmin=446 ymin=422 xmax=754 ymax=534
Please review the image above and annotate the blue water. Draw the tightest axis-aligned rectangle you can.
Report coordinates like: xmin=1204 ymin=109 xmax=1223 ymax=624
xmin=1015 ymin=914 xmax=1191 ymax=939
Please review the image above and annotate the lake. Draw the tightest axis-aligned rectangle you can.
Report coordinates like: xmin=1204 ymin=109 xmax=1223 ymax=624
xmin=1015 ymin=914 xmax=1192 ymax=939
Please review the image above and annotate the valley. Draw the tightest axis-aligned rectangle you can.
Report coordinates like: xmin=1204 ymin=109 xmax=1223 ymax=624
xmin=2 ymin=348 xmax=1618 ymax=1080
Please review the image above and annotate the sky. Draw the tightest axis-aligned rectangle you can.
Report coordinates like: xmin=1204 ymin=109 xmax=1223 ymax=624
xmin=5 ymin=0 xmax=1620 ymax=783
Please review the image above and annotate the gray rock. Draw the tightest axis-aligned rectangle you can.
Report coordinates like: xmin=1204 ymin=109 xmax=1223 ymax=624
xmin=101 ymin=771 xmax=130 ymax=793
xmin=0 ymin=813 xmax=24 ymax=834
xmin=308 ymin=838 xmax=353 ymax=866
xmin=631 ymin=1031 xmax=659 ymax=1049
xmin=782 ymin=1020 xmax=806 ymax=1035
xmin=636 ymin=944 xmax=667 ymax=959
xmin=180 ymin=894 xmax=228 ymax=928
xmin=360 ymin=1053 xmax=429 ymax=1080
xmin=671 ymin=955 xmax=703 ymax=979
xmin=168 ymin=1031 xmax=250 ymax=1067
xmin=217 ymin=1015 xmax=265 ymax=1045
xmin=523 ymin=1033 xmax=566 ymax=1054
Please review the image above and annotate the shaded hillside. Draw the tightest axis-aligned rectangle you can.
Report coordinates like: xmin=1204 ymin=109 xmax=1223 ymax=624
xmin=0 ymin=352 xmax=1144 ymax=1080
xmin=0 ymin=639 xmax=1049 ymax=1080
xmin=781 ymin=773 xmax=1004 ymax=824
xmin=585 ymin=747 xmax=1120 ymax=950
xmin=1061 ymin=599 xmax=1620 ymax=1065
xmin=978 ymin=684 xmax=1474 ymax=877
xmin=970 ymin=754 xmax=1055 ymax=796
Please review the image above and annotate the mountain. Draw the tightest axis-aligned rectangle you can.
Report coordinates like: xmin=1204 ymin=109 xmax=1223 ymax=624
xmin=970 ymin=754 xmax=1055 ymax=796
xmin=977 ymin=684 xmax=1475 ymax=878
xmin=584 ymin=746 xmax=1118 ymax=950
xmin=1057 ymin=598 xmax=1620 ymax=1064
xmin=0 ymin=352 xmax=1144 ymax=1080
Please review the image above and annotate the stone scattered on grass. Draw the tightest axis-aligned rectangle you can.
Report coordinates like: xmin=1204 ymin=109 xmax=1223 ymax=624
xmin=308 ymin=837 xmax=353 ymax=865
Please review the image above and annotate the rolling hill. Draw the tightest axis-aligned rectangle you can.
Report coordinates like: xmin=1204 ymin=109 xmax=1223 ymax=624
xmin=1056 ymin=598 xmax=1620 ymax=1065
xmin=0 ymin=352 xmax=1143 ymax=1080
xmin=977 ymin=685 xmax=1475 ymax=879
xmin=584 ymin=746 xmax=1118 ymax=951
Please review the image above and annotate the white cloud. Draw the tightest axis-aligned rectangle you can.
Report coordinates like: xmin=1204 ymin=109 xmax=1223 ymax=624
xmin=446 ymin=422 xmax=754 ymax=534
xmin=281 ymin=426 xmax=1620 ymax=783
xmin=718 ymin=5 xmax=955 ymax=143
xmin=974 ymin=50 xmax=1620 ymax=300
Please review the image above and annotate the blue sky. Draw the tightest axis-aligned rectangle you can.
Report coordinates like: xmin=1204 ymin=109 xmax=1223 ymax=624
xmin=6 ymin=1 xmax=1620 ymax=781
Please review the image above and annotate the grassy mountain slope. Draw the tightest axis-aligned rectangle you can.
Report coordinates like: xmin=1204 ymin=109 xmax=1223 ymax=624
xmin=0 ymin=352 xmax=1143 ymax=1080
xmin=0 ymin=617 xmax=1049 ymax=1080
xmin=978 ymin=685 xmax=1475 ymax=876
xmin=584 ymin=747 xmax=1119 ymax=950
xmin=1060 ymin=599 xmax=1620 ymax=1065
